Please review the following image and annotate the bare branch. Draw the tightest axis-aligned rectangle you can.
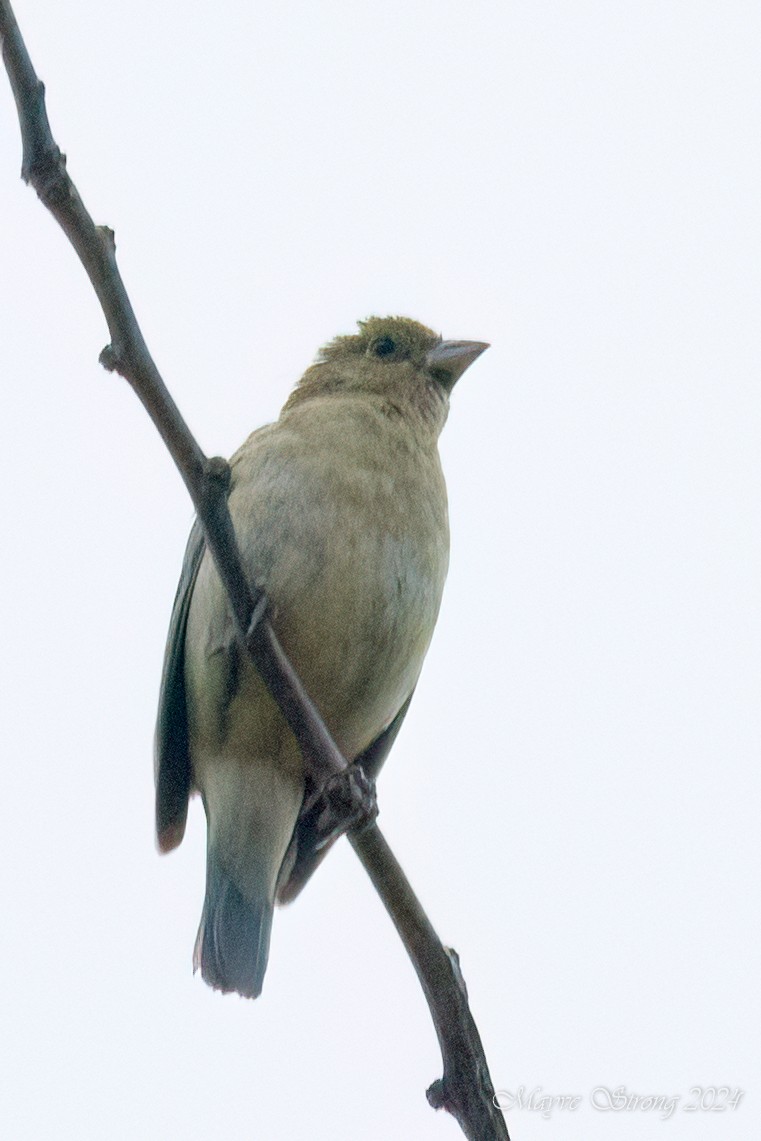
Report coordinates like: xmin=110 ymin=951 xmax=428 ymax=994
xmin=351 ymin=828 xmax=509 ymax=1139
xmin=0 ymin=0 xmax=353 ymax=799
xmin=0 ymin=4 xmax=508 ymax=1137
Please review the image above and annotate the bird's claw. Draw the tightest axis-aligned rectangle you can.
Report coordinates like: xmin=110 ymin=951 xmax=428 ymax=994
xmin=312 ymin=765 xmax=379 ymax=849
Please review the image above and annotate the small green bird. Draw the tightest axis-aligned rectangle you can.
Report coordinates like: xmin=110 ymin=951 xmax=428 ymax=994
xmin=155 ymin=316 xmax=488 ymax=998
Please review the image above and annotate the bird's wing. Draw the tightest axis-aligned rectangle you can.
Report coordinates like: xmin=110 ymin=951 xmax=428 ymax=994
xmin=276 ymin=690 xmax=415 ymax=903
xmin=154 ymin=517 xmax=206 ymax=852
xmin=353 ymin=689 xmax=415 ymax=782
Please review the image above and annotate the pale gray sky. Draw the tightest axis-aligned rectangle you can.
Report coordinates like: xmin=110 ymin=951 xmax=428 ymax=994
xmin=0 ymin=2 xmax=758 ymax=1139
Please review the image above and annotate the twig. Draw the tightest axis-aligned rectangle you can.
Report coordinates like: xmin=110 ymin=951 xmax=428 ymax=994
xmin=0 ymin=4 xmax=509 ymax=1137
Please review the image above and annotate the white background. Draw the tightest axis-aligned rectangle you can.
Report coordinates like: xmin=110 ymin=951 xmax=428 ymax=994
xmin=0 ymin=2 xmax=758 ymax=1139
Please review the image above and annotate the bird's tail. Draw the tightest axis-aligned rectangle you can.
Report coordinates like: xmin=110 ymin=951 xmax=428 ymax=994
xmin=193 ymin=849 xmax=274 ymax=1000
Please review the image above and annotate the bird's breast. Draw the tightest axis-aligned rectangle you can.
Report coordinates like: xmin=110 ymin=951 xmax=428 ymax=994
xmin=227 ymin=404 xmax=449 ymax=755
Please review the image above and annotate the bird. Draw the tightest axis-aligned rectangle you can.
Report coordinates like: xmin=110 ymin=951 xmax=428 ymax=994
xmin=155 ymin=315 xmax=488 ymax=999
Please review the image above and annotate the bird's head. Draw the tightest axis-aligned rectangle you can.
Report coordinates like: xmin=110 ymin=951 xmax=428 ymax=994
xmin=284 ymin=316 xmax=488 ymax=434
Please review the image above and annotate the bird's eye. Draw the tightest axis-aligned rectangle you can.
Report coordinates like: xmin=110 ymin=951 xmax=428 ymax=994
xmin=374 ymin=336 xmax=397 ymax=357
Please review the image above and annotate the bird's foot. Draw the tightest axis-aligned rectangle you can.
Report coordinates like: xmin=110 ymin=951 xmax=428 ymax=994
xmin=310 ymin=765 xmax=379 ymax=849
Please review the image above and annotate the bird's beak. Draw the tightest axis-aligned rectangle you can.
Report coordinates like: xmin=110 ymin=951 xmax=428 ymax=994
xmin=426 ymin=340 xmax=489 ymax=387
